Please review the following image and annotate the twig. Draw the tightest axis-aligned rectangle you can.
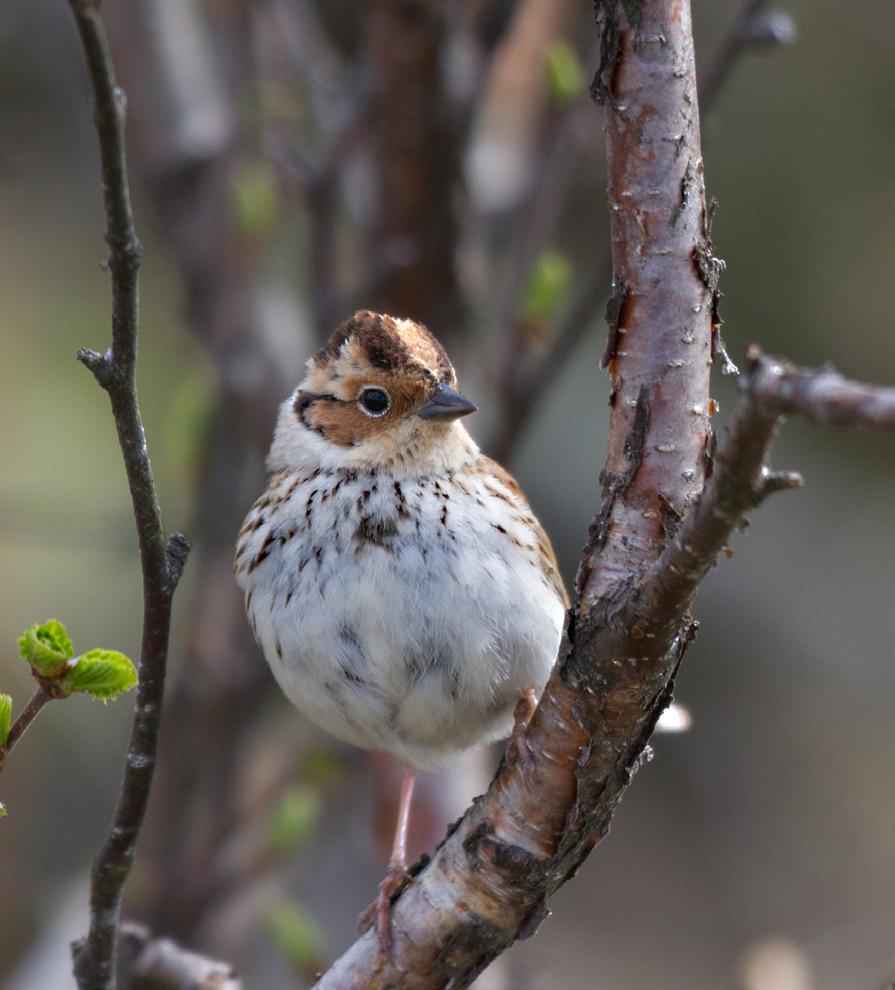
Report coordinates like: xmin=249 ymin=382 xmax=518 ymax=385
xmin=490 ymin=0 xmax=796 ymax=460
xmin=63 ymin=4 xmax=190 ymax=988
xmin=699 ymin=0 xmax=796 ymax=114
xmin=118 ymin=923 xmax=242 ymax=990
xmin=0 ymin=686 xmax=56 ymax=771
xmin=641 ymin=348 xmax=895 ymax=622
xmin=748 ymin=349 xmax=895 ymax=428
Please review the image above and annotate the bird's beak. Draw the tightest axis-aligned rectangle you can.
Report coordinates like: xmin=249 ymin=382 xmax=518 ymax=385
xmin=416 ymin=384 xmax=478 ymax=421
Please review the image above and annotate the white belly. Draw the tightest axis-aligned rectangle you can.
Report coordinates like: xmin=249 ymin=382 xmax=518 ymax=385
xmin=236 ymin=467 xmax=565 ymax=769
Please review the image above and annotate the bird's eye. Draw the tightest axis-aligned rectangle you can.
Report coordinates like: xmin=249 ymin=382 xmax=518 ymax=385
xmin=358 ymin=387 xmax=390 ymax=417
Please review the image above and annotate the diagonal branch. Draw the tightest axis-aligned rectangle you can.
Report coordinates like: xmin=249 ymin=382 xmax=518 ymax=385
xmin=64 ymin=4 xmax=190 ymax=988
xmin=0 ymin=687 xmax=57 ymax=771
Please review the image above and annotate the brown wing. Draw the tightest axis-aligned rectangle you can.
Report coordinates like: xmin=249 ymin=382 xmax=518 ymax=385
xmin=479 ymin=457 xmax=570 ymax=609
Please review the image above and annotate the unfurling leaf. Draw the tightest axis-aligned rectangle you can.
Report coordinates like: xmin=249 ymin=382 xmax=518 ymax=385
xmin=59 ymin=649 xmax=137 ymax=701
xmin=545 ymin=40 xmax=583 ymax=106
xmin=266 ymin=898 xmax=326 ymax=974
xmin=0 ymin=694 xmax=11 ymax=748
xmin=18 ymin=620 xmax=75 ymax=676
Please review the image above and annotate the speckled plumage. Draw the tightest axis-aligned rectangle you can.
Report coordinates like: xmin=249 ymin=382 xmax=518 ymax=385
xmin=235 ymin=311 xmax=567 ymax=770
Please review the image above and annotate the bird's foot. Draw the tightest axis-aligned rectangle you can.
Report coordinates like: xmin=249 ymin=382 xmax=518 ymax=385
xmin=357 ymin=863 xmax=411 ymax=960
xmin=508 ymin=686 xmax=538 ymax=773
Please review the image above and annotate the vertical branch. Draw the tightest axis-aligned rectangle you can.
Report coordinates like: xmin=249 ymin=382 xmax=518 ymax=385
xmin=580 ymin=0 xmax=714 ymax=608
xmin=364 ymin=0 xmax=463 ymax=339
xmin=65 ymin=4 xmax=190 ymax=988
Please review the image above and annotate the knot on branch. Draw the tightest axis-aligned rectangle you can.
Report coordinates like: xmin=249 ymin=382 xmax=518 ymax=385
xmin=164 ymin=532 xmax=191 ymax=590
xmin=752 ymin=466 xmax=804 ymax=505
xmin=462 ymin=822 xmax=548 ymax=892
xmin=77 ymin=347 xmax=117 ymax=389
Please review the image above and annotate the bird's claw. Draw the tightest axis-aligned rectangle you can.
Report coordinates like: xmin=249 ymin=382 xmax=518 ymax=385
xmin=357 ymin=863 xmax=411 ymax=961
xmin=509 ymin=686 xmax=538 ymax=773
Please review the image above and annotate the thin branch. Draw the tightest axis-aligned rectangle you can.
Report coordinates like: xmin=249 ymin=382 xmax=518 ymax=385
xmin=641 ymin=349 xmax=895 ymax=623
xmin=64 ymin=4 xmax=190 ymax=988
xmin=0 ymin=686 xmax=56 ymax=771
xmin=748 ymin=350 xmax=895 ymax=428
xmin=699 ymin=0 xmax=796 ymax=114
xmin=118 ymin=923 xmax=242 ymax=990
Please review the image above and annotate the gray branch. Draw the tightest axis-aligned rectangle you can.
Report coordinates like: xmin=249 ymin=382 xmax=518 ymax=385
xmin=62 ymin=4 xmax=191 ymax=988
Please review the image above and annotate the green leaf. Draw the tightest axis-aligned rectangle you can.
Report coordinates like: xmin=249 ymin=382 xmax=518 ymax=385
xmin=231 ymin=162 xmax=278 ymax=238
xmin=265 ymin=899 xmax=325 ymax=973
xmin=545 ymin=40 xmax=583 ymax=105
xmin=59 ymin=649 xmax=138 ymax=701
xmin=18 ymin=620 xmax=75 ymax=676
xmin=522 ymin=250 xmax=572 ymax=325
xmin=0 ymin=694 xmax=11 ymax=749
xmin=268 ymin=786 xmax=321 ymax=853
xmin=0 ymin=802 xmax=6 ymax=817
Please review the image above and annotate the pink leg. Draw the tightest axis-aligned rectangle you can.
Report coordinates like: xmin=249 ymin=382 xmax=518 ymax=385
xmin=358 ymin=768 xmax=416 ymax=958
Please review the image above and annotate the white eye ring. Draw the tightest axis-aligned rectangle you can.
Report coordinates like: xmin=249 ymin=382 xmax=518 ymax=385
xmin=358 ymin=386 xmax=391 ymax=418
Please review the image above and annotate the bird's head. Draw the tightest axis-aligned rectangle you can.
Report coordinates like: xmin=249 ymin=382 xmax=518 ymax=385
xmin=268 ymin=311 xmax=479 ymax=474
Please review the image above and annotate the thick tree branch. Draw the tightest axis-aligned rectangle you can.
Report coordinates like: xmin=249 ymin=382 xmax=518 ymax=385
xmin=64 ymin=4 xmax=190 ymax=988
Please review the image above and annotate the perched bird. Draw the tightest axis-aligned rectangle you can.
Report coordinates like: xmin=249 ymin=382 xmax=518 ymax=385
xmin=235 ymin=310 xmax=568 ymax=946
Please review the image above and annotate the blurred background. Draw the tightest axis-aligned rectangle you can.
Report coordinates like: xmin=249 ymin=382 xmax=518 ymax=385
xmin=1 ymin=1 xmax=894 ymax=987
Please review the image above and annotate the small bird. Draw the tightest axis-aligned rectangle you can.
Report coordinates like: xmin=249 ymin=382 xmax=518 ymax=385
xmin=235 ymin=311 xmax=567 ymax=947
